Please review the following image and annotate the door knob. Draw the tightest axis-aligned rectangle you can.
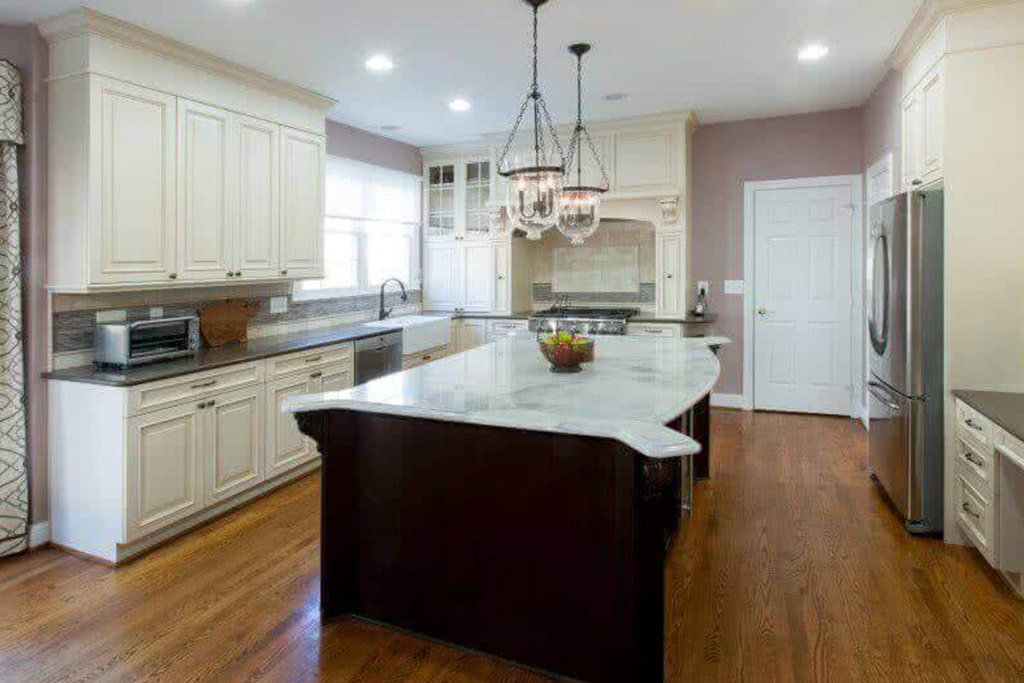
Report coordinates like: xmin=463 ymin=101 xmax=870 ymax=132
xmin=757 ymin=307 xmax=768 ymax=316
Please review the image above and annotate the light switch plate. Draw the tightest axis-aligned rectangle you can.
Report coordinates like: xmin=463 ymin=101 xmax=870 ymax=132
xmin=149 ymin=307 xmax=163 ymax=319
xmin=95 ymin=309 xmax=126 ymax=324
xmin=270 ymin=296 xmax=288 ymax=314
xmin=697 ymin=280 xmax=710 ymax=296
xmin=723 ymin=280 xmax=744 ymax=295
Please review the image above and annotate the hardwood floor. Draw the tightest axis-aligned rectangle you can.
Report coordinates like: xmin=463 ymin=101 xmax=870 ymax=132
xmin=2 ymin=411 xmax=1024 ymax=682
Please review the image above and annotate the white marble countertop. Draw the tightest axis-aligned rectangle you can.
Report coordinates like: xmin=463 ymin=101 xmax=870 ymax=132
xmin=283 ymin=334 xmax=722 ymax=459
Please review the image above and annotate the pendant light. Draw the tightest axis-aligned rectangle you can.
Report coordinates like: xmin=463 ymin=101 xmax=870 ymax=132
xmin=558 ymin=43 xmax=609 ymax=246
xmin=497 ymin=0 xmax=567 ymax=241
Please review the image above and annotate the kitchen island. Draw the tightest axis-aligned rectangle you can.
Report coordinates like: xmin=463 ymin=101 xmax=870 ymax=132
xmin=284 ymin=334 xmax=720 ymax=683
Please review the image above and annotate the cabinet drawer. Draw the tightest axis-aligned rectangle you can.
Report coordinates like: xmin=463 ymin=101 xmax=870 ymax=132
xmin=627 ymin=323 xmax=680 ymax=338
xmin=955 ymin=464 xmax=996 ymax=564
xmin=486 ymin=319 xmax=527 ymax=340
xmin=956 ymin=400 xmax=993 ymax=450
xmin=957 ymin=437 xmax=994 ymax=493
xmin=130 ymin=362 xmax=263 ymax=416
xmin=266 ymin=343 xmax=353 ymax=379
xmin=402 ymin=344 xmax=449 ymax=370
xmin=996 ymin=428 xmax=1024 ymax=471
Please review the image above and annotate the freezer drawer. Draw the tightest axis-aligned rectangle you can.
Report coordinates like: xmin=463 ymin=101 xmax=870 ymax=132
xmin=869 ymin=379 xmax=911 ymax=518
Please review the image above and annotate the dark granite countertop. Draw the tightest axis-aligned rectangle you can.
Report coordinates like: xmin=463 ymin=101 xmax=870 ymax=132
xmin=953 ymin=390 xmax=1024 ymax=443
xmin=43 ymin=322 xmax=400 ymax=387
xmin=422 ymin=311 xmax=533 ymax=320
xmin=631 ymin=313 xmax=718 ymax=325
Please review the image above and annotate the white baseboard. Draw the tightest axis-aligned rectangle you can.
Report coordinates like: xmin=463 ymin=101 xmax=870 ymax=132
xmin=29 ymin=522 xmax=50 ymax=548
xmin=711 ymin=393 xmax=749 ymax=410
xmin=858 ymin=403 xmax=870 ymax=430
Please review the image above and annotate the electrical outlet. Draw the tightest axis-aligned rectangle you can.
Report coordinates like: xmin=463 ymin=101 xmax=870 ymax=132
xmin=270 ymin=296 xmax=288 ymax=315
xmin=149 ymin=307 xmax=164 ymax=319
xmin=723 ymin=280 xmax=744 ymax=295
xmin=95 ymin=309 xmax=126 ymax=324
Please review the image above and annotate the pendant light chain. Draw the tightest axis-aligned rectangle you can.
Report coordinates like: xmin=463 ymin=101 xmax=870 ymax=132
xmin=563 ymin=45 xmax=610 ymax=190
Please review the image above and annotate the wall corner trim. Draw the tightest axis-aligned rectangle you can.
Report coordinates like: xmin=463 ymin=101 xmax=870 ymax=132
xmin=29 ymin=522 xmax=50 ymax=549
xmin=711 ymin=393 xmax=750 ymax=410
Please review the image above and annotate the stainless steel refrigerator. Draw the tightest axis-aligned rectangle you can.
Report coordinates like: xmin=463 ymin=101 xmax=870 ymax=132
xmin=867 ymin=190 xmax=944 ymax=534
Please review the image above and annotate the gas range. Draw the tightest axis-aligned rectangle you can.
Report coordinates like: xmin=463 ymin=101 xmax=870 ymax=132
xmin=528 ymin=307 xmax=640 ymax=336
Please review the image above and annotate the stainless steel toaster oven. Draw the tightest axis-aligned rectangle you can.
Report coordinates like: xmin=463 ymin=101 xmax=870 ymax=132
xmin=94 ymin=316 xmax=200 ymax=368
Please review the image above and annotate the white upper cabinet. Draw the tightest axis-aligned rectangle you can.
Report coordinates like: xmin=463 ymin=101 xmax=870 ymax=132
xmin=460 ymin=242 xmax=495 ymax=313
xmin=657 ymin=231 xmax=684 ymax=316
xmin=463 ymin=160 xmax=493 ymax=240
xmin=93 ymin=78 xmax=178 ymax=285
xmin=42 ymin=11 xmax=334 ymax=292
xmin=614 ymin=128 xmax=678 ymax=196
xmin=902 ymin=63 xmax=944 ymax=190
xmin=423 ymin=242 xmax=460 ymax=311
xmin=425 ymin=162 xmax=457 ymax=241
xmin=178 ymin=99 xmax=233 ymax=281
xmin=235 ymin=115 xmax=281 ymax=280
xmin=280 ymin=127 xmax=325 ymax=279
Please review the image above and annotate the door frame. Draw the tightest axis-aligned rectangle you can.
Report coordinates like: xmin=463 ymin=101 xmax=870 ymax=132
xmin=742 ymin=174 xmax=865 ymax=416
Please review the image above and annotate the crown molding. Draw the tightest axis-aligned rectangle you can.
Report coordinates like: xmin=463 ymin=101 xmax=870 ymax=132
xmin=888 ymin=0 xmax=1019 ymax=67
xmin=37 ymin=8 xmax=336 ymax=111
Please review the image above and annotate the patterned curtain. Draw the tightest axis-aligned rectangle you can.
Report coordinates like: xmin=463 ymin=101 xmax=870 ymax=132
xmin=0 ymin=60 xmax=27 ymax=558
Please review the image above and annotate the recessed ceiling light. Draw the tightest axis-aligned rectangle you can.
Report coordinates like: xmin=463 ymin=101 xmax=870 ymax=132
xmin=381 ymin=125 xmax=402 ymax=131
xmin=602 ymin=92 xmax=629 ymax=102
xmin=798 ymin=43 xmax=829 ymax=62
xmin=448 ymin=98 xmax=472 ymax=112
xmin=365 ymin=54 xmax=394 ymax=73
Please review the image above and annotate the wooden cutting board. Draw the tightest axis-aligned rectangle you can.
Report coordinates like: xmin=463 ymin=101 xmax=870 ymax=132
xmin=199 ymin=299 xmax=261 ymax=347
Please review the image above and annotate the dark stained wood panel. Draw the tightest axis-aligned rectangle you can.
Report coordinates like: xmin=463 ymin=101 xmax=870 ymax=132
xmin=2 ymin=411 xmax=1024 ymax=682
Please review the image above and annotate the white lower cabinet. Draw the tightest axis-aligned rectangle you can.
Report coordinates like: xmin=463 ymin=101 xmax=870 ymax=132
xmin=266 ymin=373 xmax=319 ymax=478
xmin=456 ymin=319 xmax=488 ymax=352
xmin=205 ymin=386 xmax=264 ymax=505
xmin=50 ymin=342 xmax=354 ymax=564
xmin=126 ymin=402 xmax=203 ymax=542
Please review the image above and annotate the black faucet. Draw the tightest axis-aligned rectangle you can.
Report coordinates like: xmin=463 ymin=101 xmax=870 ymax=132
xmin=378 ymin=278 xmax=409 ymax=320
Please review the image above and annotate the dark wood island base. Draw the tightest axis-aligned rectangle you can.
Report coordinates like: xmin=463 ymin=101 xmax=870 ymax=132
xmin=298 ymin=409 xmax=696 ymax=683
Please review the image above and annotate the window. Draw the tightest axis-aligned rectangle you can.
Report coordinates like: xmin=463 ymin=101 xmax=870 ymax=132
xmin=296 ymin=156 xmax=421 ymax=299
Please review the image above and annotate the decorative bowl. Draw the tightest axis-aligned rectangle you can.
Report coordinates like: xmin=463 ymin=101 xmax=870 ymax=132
xmin=538 ymin=332 xmax=595 ymax=373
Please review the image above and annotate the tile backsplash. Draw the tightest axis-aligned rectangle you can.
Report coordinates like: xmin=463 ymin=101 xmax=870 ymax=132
xmin=53 ymin=289 xmax=422 ymax=356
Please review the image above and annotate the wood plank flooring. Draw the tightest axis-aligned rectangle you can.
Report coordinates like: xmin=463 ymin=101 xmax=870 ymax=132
xmin=2 ymin=411 xmax=1024 ymax=682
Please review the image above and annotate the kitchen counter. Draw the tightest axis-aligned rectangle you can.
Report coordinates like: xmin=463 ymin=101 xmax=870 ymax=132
xmin=953 ymin=390 xmax=1024 ymax=443
xmin=43 ymin=321 xmax=399 ymax=387
xmin=284 ymin=334 xmax=720 ymax=458
xmin=631 ymin=313 xmax=718 ymax=324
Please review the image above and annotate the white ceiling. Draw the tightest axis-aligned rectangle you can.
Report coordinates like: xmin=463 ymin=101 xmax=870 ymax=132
xmin=0 ymin=0 xmax=922 ymax=146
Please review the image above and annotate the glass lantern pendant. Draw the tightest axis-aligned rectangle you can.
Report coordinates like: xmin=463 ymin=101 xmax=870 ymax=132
xmin=558 ymin=43 xmax=609 ymax=246
xmin=497 ymin=0 xmax=567 ymax=241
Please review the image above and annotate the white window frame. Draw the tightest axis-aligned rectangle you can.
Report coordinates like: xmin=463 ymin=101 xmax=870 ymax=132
xmin=294 ymin=157 xmax=422 ymax=301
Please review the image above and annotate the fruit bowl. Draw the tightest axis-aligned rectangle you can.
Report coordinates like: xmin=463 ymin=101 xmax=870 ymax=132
xmin=538 ymin=331 xmax=595 ymax=373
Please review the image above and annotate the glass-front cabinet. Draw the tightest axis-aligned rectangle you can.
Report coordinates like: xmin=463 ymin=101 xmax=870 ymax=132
xmin=423 ymin=157 xmax=494 ymax=242
xmin=425 ymin=163 xmax=456 ymax=240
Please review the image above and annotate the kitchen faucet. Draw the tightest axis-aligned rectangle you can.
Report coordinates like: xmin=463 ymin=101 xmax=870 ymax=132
xmin=378 ymin=278 xmax=409 ymax=320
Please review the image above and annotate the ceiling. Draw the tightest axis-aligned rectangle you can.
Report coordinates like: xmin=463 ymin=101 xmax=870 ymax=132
xmin=0 ymin=0 xmax=922 ymax=147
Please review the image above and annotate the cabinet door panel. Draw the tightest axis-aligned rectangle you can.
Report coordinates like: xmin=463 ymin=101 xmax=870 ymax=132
xmin=614 ymin=130 xmax=676 ymax=194
xmin=321 ymin=364 xmax=354 ymax=393
xmin=280 ymin=127 xmax=325 ymax=278
xmin=206 ymin=387 xmax=263 ymax=504
xmin=178 ymin=99 xmax=233 ymax=281
xmin=921 ymin=67 xmax=944 ymax=184
xmin=93 ymin=78 xmax=177 ymax=284
xmin=236 ymin=116 xmax=280 ymax=278
xmin=461 ymin=242 xmax=494 ymax=313
xmin=127 ymin=402 xmax=202 ymax=541
xmin=658 ymin=231 xmax=684 ymax=316
xmin=902 ymin=94 xmax=924 ymax=189
xmin=493 ymin=241 xmax=510 ymax=314
xmin=266 ymin=375 xmax=318 ymax=479
xmin=423 ymin=242 xmax=458 ymax=311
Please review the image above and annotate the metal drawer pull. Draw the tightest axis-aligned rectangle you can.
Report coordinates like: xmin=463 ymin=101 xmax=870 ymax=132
xmin=197 ymin=401 xmax=207 ymax=409
xmin=964 ymin=451 xmax=984 ymax=467
xmin=962 ymin=502 xmax=981 ymax=519
xmin=191 ymin=380 xmax=217 ymax=389
xmin=207 ymin=400 xmax=216 ymax=407
xmin=965 ymin=418 xmax=984 ymax=432
xmin=310 ymin=371 xmax=322 ymax=379
xmin=304 ymin=356 xmax=324 ymax=363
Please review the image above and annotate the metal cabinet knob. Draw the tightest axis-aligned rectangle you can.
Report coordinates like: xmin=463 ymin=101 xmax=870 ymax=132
xmin=169 ymin=272 xmax=178 ymax=280
xmin=666 ymin=274 xmax=673 ymax=279
xmin=280 ymin=269 xmax=289 ymax=275
xmin=235 ymin=271 xmax=242 ymax=277
xmin=227 ymin=271 xmax=234 ymax=277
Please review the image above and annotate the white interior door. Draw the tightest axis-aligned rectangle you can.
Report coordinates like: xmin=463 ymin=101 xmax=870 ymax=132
xmin=752 ymin=182 xmax=854 ymax=415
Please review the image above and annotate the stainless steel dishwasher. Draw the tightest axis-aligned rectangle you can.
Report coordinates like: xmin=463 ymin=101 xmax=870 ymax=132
xmin=355 ymin=331 xmax=403 ymax=385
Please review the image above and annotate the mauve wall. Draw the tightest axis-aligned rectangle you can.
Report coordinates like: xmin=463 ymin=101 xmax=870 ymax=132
xmin=863 ymin=69 xmax=903 ymax=181
xmin=1 ymin=25 xmax=48 ymax=525
xmin=690 ymin=108 xmax=865 ymax=395
xmin=325 ymin=120 xmax=422 ymax=176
